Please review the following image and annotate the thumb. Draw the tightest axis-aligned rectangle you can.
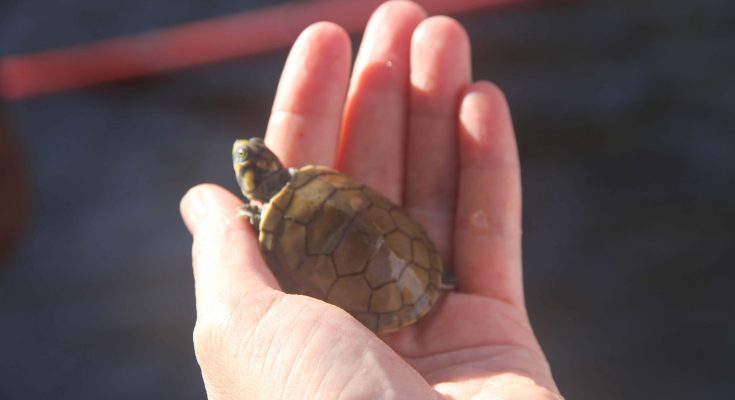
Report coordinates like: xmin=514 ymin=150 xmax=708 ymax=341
xmin=180 ymin=184 xmax=279 ymax=315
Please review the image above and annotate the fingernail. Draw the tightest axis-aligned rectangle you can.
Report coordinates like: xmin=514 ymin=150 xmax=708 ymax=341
xmin=182 ymin=186 xmax=209 ymax=229
xmin=460 ymin=91 xmax=483 ymax=142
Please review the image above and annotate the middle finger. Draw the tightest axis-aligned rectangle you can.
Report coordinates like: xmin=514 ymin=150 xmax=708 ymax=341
xmin=337 ymin=1 xmax=426 ymax=203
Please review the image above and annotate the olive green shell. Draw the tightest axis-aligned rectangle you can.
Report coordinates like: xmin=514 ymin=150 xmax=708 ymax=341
xmin=258 ymin=166 xmax=444 ymax=333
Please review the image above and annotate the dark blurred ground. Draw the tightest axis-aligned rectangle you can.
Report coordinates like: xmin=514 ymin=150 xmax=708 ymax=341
xmin=1 ymin=1 xmax=733 ymax=399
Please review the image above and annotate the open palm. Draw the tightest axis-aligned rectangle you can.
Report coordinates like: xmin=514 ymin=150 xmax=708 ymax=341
xmin=181 ymin=1 xmax=560 ymax=398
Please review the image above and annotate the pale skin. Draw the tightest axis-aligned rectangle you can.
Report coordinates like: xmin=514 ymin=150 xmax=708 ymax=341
xmin=180 ymin=1 xmax=562 ymax=399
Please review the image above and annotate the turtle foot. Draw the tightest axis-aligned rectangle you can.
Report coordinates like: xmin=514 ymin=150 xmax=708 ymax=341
xmin=236 ymin=203 xmax=261 ymax=229
xmin=440 ymin=272 xmax=458 ymax=290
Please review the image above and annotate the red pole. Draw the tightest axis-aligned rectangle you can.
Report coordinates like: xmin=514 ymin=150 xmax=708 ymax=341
xmin=0 ymin=0 xmax=523 ymax=100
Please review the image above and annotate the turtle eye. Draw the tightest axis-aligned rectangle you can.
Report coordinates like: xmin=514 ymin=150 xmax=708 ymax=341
xmin=235 ymin=147 xmax=248 ymax=163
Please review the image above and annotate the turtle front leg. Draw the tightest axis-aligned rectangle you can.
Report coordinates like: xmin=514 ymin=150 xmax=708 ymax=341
xmin=237 ymin=203 xmax=262 ymax=230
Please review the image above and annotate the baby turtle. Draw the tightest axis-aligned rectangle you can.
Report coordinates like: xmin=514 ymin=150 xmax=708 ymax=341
xmin=232 ymin=138 xmax=455 ymax=333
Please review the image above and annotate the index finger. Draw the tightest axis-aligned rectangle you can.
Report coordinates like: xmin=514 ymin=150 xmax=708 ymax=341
xmin=265 ymin=22 xmax=351 ymax=167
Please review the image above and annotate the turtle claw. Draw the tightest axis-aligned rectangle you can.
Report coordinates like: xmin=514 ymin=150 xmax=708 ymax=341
xmin=440 ymin=272 xmax=458 ymax=290
xmin=237 ymin=203 xmax=261 ymax=229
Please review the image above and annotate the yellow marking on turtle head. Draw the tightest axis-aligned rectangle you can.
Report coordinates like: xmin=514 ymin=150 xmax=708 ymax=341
xmin=232 ymin=137 xmax=287 ymax=202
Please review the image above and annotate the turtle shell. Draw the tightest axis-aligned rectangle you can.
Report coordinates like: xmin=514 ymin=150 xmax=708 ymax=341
xmin=258 ymin=166 xmax=444 ymax=333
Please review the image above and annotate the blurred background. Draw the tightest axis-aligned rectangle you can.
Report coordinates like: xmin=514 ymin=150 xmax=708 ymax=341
xmin=1 ymin=0 xmax=733 ymax=399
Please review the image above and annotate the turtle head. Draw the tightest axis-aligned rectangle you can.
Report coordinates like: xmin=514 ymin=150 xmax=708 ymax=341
xmin=232 ymin=138 xmax=289 ymax=203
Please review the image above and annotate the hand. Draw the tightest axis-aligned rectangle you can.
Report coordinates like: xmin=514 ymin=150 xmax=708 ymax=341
xmin=180 ymin=1 xmax=561 ymax=398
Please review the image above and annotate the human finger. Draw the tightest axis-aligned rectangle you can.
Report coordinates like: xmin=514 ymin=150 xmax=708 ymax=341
xmin=265 ymin=22 xmax=351 ymax=168
xmin=337 ymin=0 xmax=426 ymax=203
xmin=180 ymin=184 xmax=279 ymax=315
xmin=454 ymin=82 xmax=524 ymax=307
xmin=405 ymin=16 xmax=471 ymax=261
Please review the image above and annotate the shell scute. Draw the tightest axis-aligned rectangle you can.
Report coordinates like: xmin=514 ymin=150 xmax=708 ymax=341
xmin=333 ymin=222 xmax=374 ymax=276
xmin=326 ymin=187 xmax=369 ymax=215
xmin=288 ymin=166 xmax=326 ymax=189
xmin=260 ymin=231 xmax=275 ymax=251
xmin=364 ymin=246 xmax=399 ymax=289
xmin=270 ymin=184 xmax=294 ymax=211
xmin=320 ymin=172 xmax=364 ymax=189
xmin=384 ymin=231 xmax=413 ymax=262
xmin=397 ymin=306 xmax=418 ymax=327
xmin=276 ymin=220 xmax=307 ymax=272
xmin=360 ymin=206 xmax=395 ymax=234
xmin=305 ymin=204 xmax=353 ymax=255
xmin=370 ymin=284 xmax=403 ymax=313
xmin=364 ymin=187 xmax=396 ymax=211
xmin=352 ymin=312 xmax=379 ymax=332
xmin=391 ymin=208 xmax=422 ymax=236
xmin=293 ymin=255 xmax=337 ymax=298
xmin=327 ymin=275 xmax=372 ymax=313
xmin=286 ymin=180 xmax=334 ymax=224
xmin=260 ymin=205 xmax=282 ymax=233
xmin=411 ymin=239 xmax=431 ymax=271
xmin=398 ymin=265 xmax=429 ymax=305
xmin=378 ymin=313 xmax=401 ymax=332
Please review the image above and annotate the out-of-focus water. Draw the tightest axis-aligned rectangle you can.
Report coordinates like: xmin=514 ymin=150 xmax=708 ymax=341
xmin=1 ymin=1 xmax=733 ymax=399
